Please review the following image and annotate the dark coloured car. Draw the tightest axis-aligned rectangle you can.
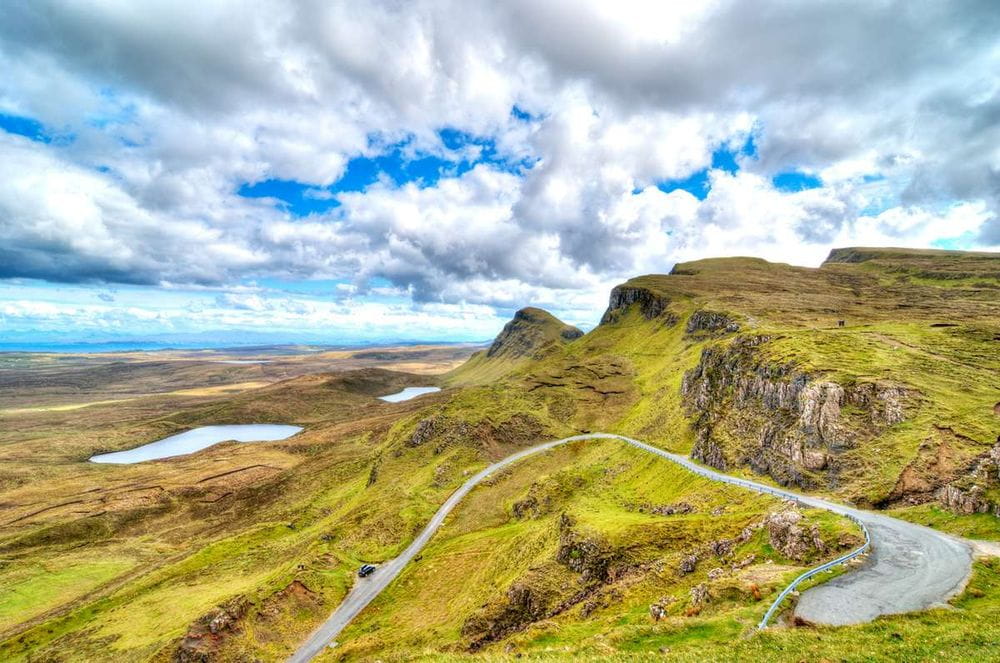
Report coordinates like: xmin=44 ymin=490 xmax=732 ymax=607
xmin=358 ymin=564 xmax=377 ymax=577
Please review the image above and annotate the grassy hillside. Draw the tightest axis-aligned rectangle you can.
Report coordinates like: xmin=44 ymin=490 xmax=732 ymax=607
xmin=1 ymin=247 xmax=997 ymax=661
xmin=0 ymin=365 xmax=857 ymax=661
xmin=325 ymin=439 xmax=857 ymax=661
xmin=450 ymin=247 xmax=1000 ymax=534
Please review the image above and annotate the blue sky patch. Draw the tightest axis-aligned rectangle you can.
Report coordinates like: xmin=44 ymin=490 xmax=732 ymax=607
xmin=656 ymin=134 xmax=756 ymax=200
xmin=931 ymin=232 xmax=976 ymax=251
xmin=658 ymin=169 xmax=712 ymax=200
xmin=772 ymin=171 xmax=823 ymax=192
xmin=0 ymin=113 xmax=53 ymax=143
xmin=238 ymin=179 xmax=341 ymax=216
xmin=510 ymin=105 xmax=539 ymax=122
xmin=240 ymin=128 xmax=535 ymax=215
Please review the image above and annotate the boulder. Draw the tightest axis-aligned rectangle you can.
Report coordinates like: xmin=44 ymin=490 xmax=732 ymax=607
xmin=408 ymin=418 xmax=436 ymax=447
xmin=690 ymin=583 xmax=710 ymax=606
xmin=678 ymin=553 xmax=698 ymax=575
xmin=763 ymin=508 xmax=826 ymax=561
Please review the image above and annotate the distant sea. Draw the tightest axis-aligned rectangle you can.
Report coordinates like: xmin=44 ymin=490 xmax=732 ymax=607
xmin=0 ymin=339 xmax=480 ymax=354
xmin=0 ymin=341 xmax=305 ymax=354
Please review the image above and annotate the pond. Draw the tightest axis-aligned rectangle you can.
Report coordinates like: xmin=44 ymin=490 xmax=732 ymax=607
xmin=378 ymin=387 xmax=441 ymax=403
xmin=89 ymin=424 xmax=303 ymax=464
xmin=213 ymin=360 xmax=273 ymax=364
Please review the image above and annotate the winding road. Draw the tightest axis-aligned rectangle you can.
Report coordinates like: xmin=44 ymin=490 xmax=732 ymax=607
xmin=288 ymin=433 xmax=973 ymax=662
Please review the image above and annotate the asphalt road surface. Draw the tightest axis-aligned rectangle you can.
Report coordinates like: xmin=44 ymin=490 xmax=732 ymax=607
xmin=287 ymin=433 xmax=973 ymax=662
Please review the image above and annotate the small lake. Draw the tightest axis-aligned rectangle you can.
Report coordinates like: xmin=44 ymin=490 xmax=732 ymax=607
xmin=378 ymin=387 xmax=441 ymax=403
xmin=89 ymin=424 xmax=303 ymax=464
xmin=213 ymin=360 xmax=273 ymax=364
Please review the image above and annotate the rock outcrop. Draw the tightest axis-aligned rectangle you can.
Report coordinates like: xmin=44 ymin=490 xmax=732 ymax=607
xmin=174 ymin=597 xmax=248 ymax=662
xmin=681 ymin=334 xmax=914 ymax=490
xmin=404 ymin=413 xmax=544 ymax=455
xmin=937 ymin=484 xmax=991 ymax=514
xmin=685 ymin=310 xmax=740 ymax=335
xmin=689 ymin=582 xmax=710 ymax=606
xmin=934 ymin=437 xmax=1000 ymax=515
xmin=556 ymin=514 xmax=613 ymax=582
xmin=463 ymin=513 xmax=623 ymax=649
xmin=407 ymin=418 xmax=436 ymax=447
xmin=762 ymin=508 xmax=826 ymax=561
xmin=461 ymin=570 xmax=561 ymax=650
xmin=648 ymin=596 xmax=675 ymax=621
xmin=600 ymin=284 xmax=676 ymax=325
xmin=678 ymin=553 xmax=698 ymax=575
xmin=649 ymin=502 xmax=693 ymax=516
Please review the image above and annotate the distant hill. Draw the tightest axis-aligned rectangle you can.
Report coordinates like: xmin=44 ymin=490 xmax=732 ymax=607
xmin=486 ymin=307 xmax=583 ymax=360
xmin=446 ymin=306 xmax=582 ymax=383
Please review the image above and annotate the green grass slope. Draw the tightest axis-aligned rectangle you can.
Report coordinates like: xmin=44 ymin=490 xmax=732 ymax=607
xmin=321 ymin=439 xmax=858 ymax=661
xmin=451 ymin=247 xmax=999 ymax=532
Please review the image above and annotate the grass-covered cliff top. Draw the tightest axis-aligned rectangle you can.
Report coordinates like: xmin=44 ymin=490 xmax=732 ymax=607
xmin=447 ymin=307 xmax=583 ymax=384
xmin=605 ymin=247 xmax=999 ymax=329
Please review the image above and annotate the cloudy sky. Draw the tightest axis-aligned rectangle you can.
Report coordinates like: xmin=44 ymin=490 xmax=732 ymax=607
xmin=1 ymin=1 xmax=997 ymax=347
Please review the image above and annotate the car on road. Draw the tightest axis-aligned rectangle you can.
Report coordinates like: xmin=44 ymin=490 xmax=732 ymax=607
xmin=358 ymin=564 xmax=376 ymax=577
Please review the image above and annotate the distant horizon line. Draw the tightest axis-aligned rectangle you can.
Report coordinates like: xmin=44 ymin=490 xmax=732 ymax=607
xmin=0 ymin=339 xmax=490 ymax=355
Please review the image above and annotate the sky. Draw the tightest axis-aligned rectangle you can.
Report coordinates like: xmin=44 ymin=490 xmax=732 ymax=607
xmin=1 ymin=1 xmax=998 ymax=347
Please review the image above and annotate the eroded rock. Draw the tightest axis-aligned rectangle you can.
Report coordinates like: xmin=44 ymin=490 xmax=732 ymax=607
xmin=600 ymin=285 xmax=673 ymax=324
xmin=408 ymin=418 xmax=436 ymax=447
xmin=937 ymin=484 xmax=990 ymax=514
xmin=762 ymin=508 xmax=826 ymax=561
xmin=678 ymin=553 xmax=698 ymax=575
xmin=689 ymin=583 xmax=710 ymax=606
xmin=650 ymin=502 xmax=694 ymax=516
xmin=649 ymin=596 xmax=675 ymax=621
xmin=709 ymin=538 xmax=733 ymax=557
xmin=681 ymin=334 xmax=916 ymax=490
xmin=686 ymin=310 xmax=740 ymax=335
xmin=556 ymin=514 xmax=613 ymax=581
xmin=174 ymin=597 xmax=248 ymax=662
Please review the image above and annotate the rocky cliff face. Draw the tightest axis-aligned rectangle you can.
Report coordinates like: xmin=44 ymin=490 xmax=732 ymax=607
xmin=934 ymin=437 xmax=1000 ymax=515
xmin=599 ymin=285 xmax=676 ymax=325
xmin=681 ymin=335 xmax=912 ymax=491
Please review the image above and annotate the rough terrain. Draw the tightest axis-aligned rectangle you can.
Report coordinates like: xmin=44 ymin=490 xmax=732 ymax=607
xmin=291 ymin=433 xmax=972 ymax=661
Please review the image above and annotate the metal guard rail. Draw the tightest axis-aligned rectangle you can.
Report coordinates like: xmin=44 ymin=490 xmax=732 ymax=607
xmin=757 ymin=514 xmax=871 ymax=629
xmin=597 ymin=434 xmax=874 ymax=631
